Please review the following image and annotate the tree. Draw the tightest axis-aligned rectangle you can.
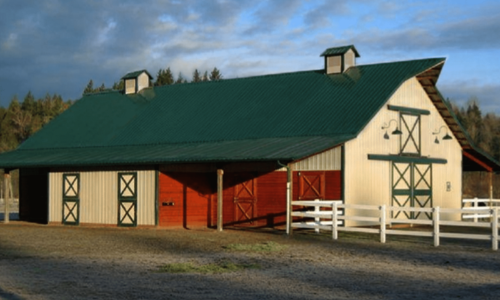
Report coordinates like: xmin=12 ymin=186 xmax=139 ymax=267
xmin=192 ymin=69 xmax=201 ymax=82
xmin=465 ymin=97 xmax=484 ymax=146
xmin=112 ymin=80 xmax=124 ymax=90
xmin=21 ymin=91 xmax=36 ymax=114
xmin=202 ymin=71 xmax=209 ymax=82
xmin=97 ymin=83 xmax=106 ymax=92
xmin=83 ymin=80 xmax=94 ymax=94
xmin=175 ymin=72 xmax=185 ymax=84
xmin=155 ymin=67 xmax=175 ymax=86
xmin=209 ymin=67 xmax=222 ymax=81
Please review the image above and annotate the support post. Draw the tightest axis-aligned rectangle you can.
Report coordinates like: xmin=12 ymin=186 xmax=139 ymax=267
xmin=287 ymin=164 xmax=294 ymax=236
xmin=332 ymin=202 xmax=338 ymax=240
xmin=217 ymin=169 xmax=224 ymax=232
xmin=433 ymin=206 xmax=440 ymax=247
xmin=285 ymin=169 xmax=291 ymax=235
xmin=3 ymin=172 xmax=10 ymax=223
xmin=474 ymin=197 xmax=478 ymax=223
xmin=380 ymin=205 xmax=386 ymax=243
xmin=492 ymin=208 xmax=498 ymax=251
xmin=314 ymin=199 xmax=320 ymax=234
xmin=489 ymin=172 xmax=493 ymax=208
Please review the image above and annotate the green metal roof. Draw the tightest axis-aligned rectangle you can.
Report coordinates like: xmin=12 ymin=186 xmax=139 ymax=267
xmin=0 ymin=57 xmax=447 ymax=168
xmin=121 ymin=70 xmax=153 ymax=80
xmin=320 ymin=45 xmax=360 ymax=57
xmin=0 ymin=135 xmax=355 ymax=168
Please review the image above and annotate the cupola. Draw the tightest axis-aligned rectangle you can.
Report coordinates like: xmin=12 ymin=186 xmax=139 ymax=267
xmin=121 ymin=70 xmax=153 ymax=94
xmin=320 ymin=45 xmax=360 ymax=75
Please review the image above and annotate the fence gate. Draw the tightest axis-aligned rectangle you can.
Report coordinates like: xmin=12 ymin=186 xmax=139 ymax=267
xmin=392 ymin=162 xmax=432 ymax=219
xmin=118 ymin=172 xmax=137 ymax=227
xmin=62 ymin=174 xmax=80 ymax=225
xmin=234 ymin=178 xmax=257 ymax=224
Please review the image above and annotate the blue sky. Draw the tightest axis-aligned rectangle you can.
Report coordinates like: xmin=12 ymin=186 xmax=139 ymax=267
xmin=0 ymin=0 xmax=499 ymax=113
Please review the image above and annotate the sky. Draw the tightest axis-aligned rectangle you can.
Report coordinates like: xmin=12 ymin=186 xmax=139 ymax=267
xmin=0 ymin=0 xmax=499 ymax=113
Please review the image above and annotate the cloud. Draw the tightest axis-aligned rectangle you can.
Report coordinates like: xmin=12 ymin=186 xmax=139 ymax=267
xmin=439 ymin=81 xmax=500 ymax=114
xmin=0 ymin=0 xmax=498 ymax=116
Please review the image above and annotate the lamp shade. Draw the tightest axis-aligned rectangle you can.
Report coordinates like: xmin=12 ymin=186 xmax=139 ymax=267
xmin=443 ymin=133 xmax=452 ymax=140
xmin=392 ymin=128 xmax=402 ymax=135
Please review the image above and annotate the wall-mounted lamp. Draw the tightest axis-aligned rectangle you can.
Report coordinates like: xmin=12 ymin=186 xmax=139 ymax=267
xmin=432 ymin=126 xmax=453 ymax=144
xmin=381 ymin=119 xmax=402 ymax=139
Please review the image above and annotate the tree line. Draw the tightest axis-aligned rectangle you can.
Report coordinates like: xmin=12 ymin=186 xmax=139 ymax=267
xmin=0 ymin=92 xmax=73 ymax=152
xmin=82 ymin=67 xmax=223 ymax=94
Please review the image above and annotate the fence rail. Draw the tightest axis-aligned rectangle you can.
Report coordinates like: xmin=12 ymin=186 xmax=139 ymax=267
xmin=462 ymin=198 xmax=500 ymax=222
xmin=291 ymin=200 xmax=500 ymax=250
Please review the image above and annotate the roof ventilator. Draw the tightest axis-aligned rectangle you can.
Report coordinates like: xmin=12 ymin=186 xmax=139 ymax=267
xmin=121 ymin=70 xmax=153 ymax=94
xmin=320 ymin=45 xmax=360 ymax=75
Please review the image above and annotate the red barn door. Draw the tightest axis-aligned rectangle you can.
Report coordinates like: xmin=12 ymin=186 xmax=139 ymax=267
xmin=233 ymin=178 xmax=257 ymax=225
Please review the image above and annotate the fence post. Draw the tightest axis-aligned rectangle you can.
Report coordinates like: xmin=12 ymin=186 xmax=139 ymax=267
xmin=380 ymin=205 xmax=386 ymax=243
xmin=492 ymin=208 xmax=498 ymax=251
xmin=474 ymin=198 xmax=478 ymax=223
xmin=332 ymin=202 xmax=338 ymax=240
xmin=433 ymin=206 xmax=440 ymax=247
xmin=314 ymin=199 xmax=320 ymax=234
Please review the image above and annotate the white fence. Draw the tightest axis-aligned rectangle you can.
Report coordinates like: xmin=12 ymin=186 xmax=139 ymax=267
xmin=291 ymin=200 xmax=500 ymax=250
xmin=462 ymin=198 xmax=500 ymax=222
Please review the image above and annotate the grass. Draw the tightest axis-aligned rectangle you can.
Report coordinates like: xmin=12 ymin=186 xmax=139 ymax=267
xmin=223 ymin=241 xmax=288 ymax=252
xmin=157 ymin=261 xmax=260 ymax=274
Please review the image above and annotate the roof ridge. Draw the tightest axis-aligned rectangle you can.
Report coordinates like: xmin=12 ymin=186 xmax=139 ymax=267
xmin=152 ymin=69 xmax=324 ymax=90
xmin=357 ymin=57 xmax=446 ymax=68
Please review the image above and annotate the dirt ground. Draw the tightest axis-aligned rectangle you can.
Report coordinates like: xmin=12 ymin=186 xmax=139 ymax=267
xmin=0 ymin=223 xmax=499 ymax=300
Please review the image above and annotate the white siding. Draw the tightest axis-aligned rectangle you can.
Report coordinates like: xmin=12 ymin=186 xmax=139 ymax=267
xmin=344 ymin=77 xmax=462 ymax=225
xmin=49 ymin=170 xmax=156 ymax=226
xmin=344 ymin=49 xmax=355 ymax=70
xmin=294 ymin=146 xmax=341 ymax=171
xmin=137 ymin=73 xmax=149 ymax=92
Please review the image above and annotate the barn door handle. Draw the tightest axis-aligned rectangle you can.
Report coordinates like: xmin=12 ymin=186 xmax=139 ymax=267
xmin=162 ymin=202 xmax=174 ymax=206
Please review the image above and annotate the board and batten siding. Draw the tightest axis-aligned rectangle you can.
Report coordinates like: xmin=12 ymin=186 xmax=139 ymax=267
xmin=49 ymin=170 xmax=156 ymax=225
xmin=277 ymin=146 xmax=342 ymax=171
xmin=344 ymin=77 xmax=462 ymax=225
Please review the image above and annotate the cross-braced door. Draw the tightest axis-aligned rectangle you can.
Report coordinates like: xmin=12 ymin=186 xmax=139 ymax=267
xmin=298 ymin=172 xmax=325 ymax=200
xmin=118 ymin=172 xmax=137 ymax=227
xmin=392 ymin=162 xmax=432 ymax=220
xmin=234 ymin=178 xmax=257 ymax=224
xmin=62 ymin=174 xmax=80 ymax=225
xmin=400 ymin=113 xmax=421 ymax=155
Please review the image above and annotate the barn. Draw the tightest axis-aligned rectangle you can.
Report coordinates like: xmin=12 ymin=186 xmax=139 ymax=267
xmin=0 ymin=45 xmax=498 ymax=229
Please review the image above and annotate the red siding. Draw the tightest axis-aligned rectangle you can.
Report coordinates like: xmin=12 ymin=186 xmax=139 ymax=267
xmin=159 ymin=172 xmax=214 ymax=227
xmin=158 ymin=170 xmax=342 ymax=228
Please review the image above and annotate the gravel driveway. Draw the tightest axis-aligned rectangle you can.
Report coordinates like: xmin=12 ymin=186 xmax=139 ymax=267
xmin=0 ymin=222 xmax=499 ymax=299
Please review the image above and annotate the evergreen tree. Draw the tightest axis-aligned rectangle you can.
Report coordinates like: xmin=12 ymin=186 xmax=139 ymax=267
xmin=155 ymin=68 xmax=164 ymax=86
xmin=112 ymin=80 xmax=124 ymax=90
xmin=98 ymin=83 xmax=106 ymax=92
xmin=155 ymin=67 xmax=175 ymax=86
xmin=21 ymin=91 xmax=36 ymax=113
xmin=209 ymin=67 xmax=222 ymax=81
xmin=83 ymin=80 xmax=94 ymax=94
xmin=192 ymin=69 xmax=201 ymax=82
xmin=175 ymin=72 xmax=185 ymax=84
xmin=465 ymin=97 xmax=484 ymax=146
xmin=202 ymin=71 xmax=209 ymax=82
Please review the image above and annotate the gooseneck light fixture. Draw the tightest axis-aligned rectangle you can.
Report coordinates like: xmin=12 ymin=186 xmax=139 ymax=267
xmin=381 ymin=119 xmax=402 ymax=139
xmin=433 ymin=125 xmax=453 ymax=144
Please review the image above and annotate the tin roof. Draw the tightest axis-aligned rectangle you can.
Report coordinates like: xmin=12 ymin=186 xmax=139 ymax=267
xmin=0 ymin=57 xmax=457 ymax=168
xmin=320 ymin=45 xmax=360 ymax=57
xmin=121 ymin=70 xmax=153 ymax=80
